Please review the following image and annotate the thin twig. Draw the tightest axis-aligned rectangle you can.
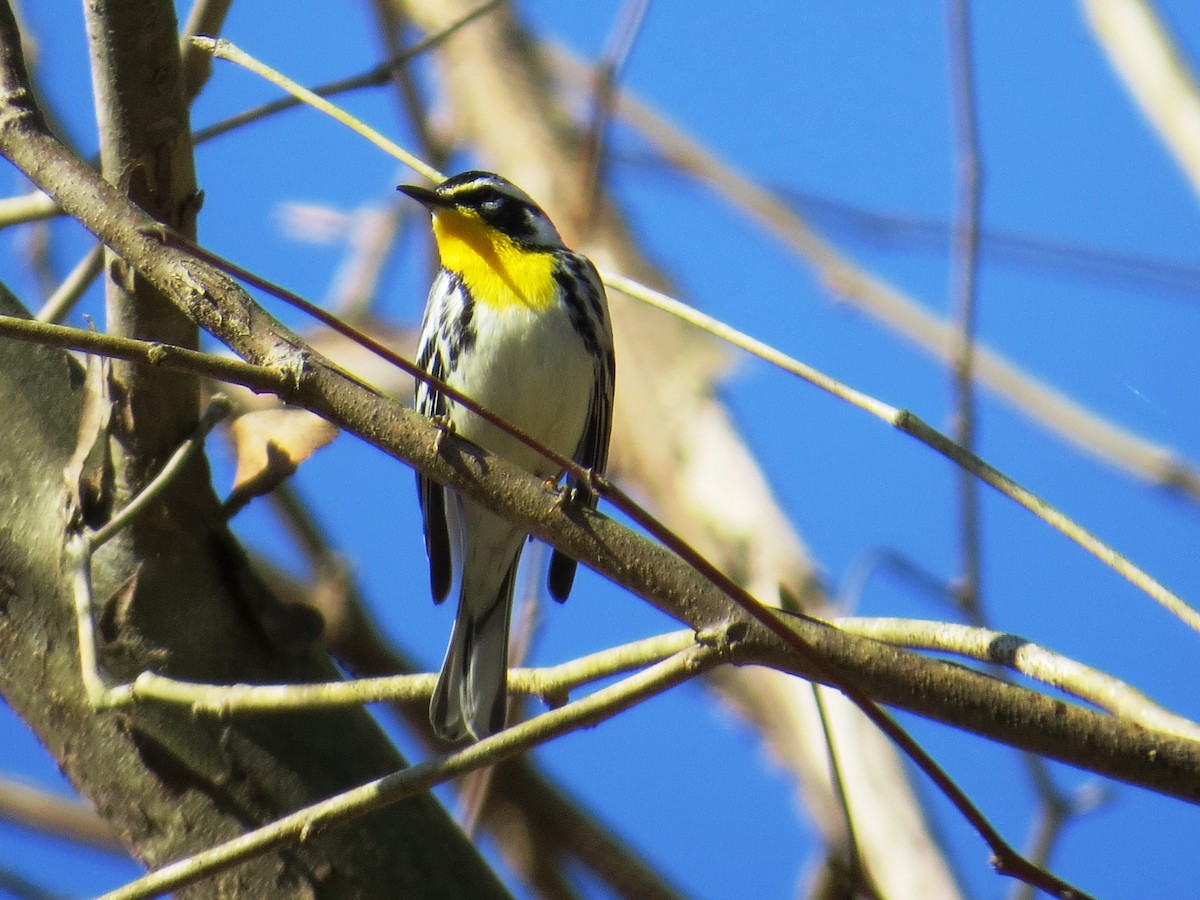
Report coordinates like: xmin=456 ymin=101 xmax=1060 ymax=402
xmin=810 ymin=683 xmax=879 ymax=899
xmin=71 ymin=398 xmax=232 ymax=706
xmin=769 ymin=184 xmax=1200 ymax=299
xmin=555 ymin=46 xmax=1200 ymax=503
xmin=839 ymin=550 xmax=1089 ymax=893
xmin=115 ymin=630 xmax=695 ymax=714
xmin=0 ymin=777 xmax=124 ymax=854
xmin=192 ymin=36 xmax=441 ymax=182
xmin=835 ymin=616 xmax=1200 ymax=741
xmin=0 ymin=38 xmax=1114 ymax=895
xmin=90 ymin=397 xmax=231 ymax=548
xmin=190 ymin=0 xmax=501 ymax=146
xmin=0 ymin=313 xmax=294 ymax=394
xmin=68 ymin=530 xmax=106 ymax=706
xmin=1083 ymin=0 xmax=1200 ymax=198
xmin=1011 ymin=784 xmax=1109 ymax=900
xmin=369 ymin=0 xmax=449 ymax=172
xmin=178 ymin=0 xmax=233 ymax=101
xmin=599 ymin=480 xmax=1094 ymax=899
xmin=0 ymin=189 xmax=57 ymax=229
xmin=576 ymin=0 xmax=651 ymax=231
xmin=0 ymin=865 xmax=64 ymax=900
xmin=838 ymin=547 xmax=953 ymax=612
xmin=98 ymin=637 xmax=727 ymax=900
xmin=261 ymin=487 xmax=687 ymax=900
xmin=942 ymin=16 xmax=1087 ymax=881
xmin=34 ymin=243 xmax=102 ymax=322
xmin=945 ymin=0 xmax=984 ymax=618
xmin=604 ymin=272 xmax=1200 ymax=636
xmin=193 ymin=30 xmax=1198 ymax=640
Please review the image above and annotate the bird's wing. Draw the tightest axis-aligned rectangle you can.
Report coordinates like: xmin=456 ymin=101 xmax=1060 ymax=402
xmin=415 ymin=272 xmax=457 ymax=604
xmin=548 ymin=255 xmax=616 ymax=602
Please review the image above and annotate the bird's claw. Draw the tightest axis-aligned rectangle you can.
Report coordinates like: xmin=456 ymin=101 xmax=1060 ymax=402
xmin=432 ymin=414 xmax=455 ymax=453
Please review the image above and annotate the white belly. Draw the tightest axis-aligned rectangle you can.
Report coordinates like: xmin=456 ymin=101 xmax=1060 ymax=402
xmin=447 ymin=300 xmax=593 ymax=479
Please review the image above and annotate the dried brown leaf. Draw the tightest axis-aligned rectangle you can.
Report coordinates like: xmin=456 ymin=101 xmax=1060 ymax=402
xmin=225 ymin=407 xmax=338 ymax=512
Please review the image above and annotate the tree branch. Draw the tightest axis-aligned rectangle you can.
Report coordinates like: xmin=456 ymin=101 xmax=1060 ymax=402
xmin=0 ymin=7 xmax=508 ymax=896
xmin=0 ymin=0 xmax=1197 ymax=810
xmin=103 ymin=638 xmax=726 ymax=900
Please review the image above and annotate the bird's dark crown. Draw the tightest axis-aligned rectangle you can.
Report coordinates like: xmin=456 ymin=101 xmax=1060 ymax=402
xmin=428 ymin=170 xmax=563 ymax=247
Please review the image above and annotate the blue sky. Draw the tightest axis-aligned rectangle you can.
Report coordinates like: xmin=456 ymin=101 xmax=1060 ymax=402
xmin=3 ymin=3 xmax=1200 ymax=898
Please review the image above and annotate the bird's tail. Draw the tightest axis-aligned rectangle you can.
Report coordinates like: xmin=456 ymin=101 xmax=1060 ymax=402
xmin=430 ymin=549 xmax=520 ymax=742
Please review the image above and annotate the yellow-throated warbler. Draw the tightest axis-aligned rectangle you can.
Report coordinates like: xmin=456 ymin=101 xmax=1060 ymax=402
xmin=398 ymin=171 xmax=615 ymax=742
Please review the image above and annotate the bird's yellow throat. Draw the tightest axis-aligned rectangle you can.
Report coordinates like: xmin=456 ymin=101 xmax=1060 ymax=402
xmin=431 ymin=210 xmax=557 ymax=311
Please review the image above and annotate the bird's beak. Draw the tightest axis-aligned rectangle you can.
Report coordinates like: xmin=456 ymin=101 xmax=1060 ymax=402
xmin=396 ymin=183 xmax=452 ymax=209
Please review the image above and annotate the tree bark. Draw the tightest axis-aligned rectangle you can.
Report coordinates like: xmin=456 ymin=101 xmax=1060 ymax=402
xmin=0 ymin=3 xmax=507 ymax=896
xmin=0 ymin=0 xmax=1196 ymax=810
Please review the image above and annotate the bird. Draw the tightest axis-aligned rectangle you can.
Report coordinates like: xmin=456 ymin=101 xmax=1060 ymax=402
xmin=398 ymin=171 xmax=615 ymax=742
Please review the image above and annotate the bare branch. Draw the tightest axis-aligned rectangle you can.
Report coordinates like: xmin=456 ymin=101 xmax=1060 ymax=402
xmin=84 ymin=0 xmax=201 ymax=473
xmin=34 ymin=243 xmax=102 ymax=322
xmin=178 ymin=0 xmax=233 ymax=101
xmin=562 ymin=46 xmax=1200 ymax=503
xmin=0 ymin=312 xmax=287 ymax=394
xmin=1083 ymin=0 xmax=1200 ymax=198
xmin=944 ymin=0 xmax=984 ymax=617
xmin=837 ymin=617 xmax=1200 ymax=740
xmin=0 ymin=778 xmax=123 ymax=854
xmin=606 ymin=274 xmax=1200 ymax=634
xmin=88 ymin=630 xmax=696 ymax=714
xmin=0 ymin=9 xmax=508 ymax=894
xmin=264 ymin=489 xmax=688 ymax=900
xmin=101 ymin=638 xmax=726 ymax=900
xmin=4 ymin=9 xmax=1198 ymax=800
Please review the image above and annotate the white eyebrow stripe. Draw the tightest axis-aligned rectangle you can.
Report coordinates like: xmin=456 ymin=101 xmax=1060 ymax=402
xmin=441 ymin=175 xmax=504 ymax=199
